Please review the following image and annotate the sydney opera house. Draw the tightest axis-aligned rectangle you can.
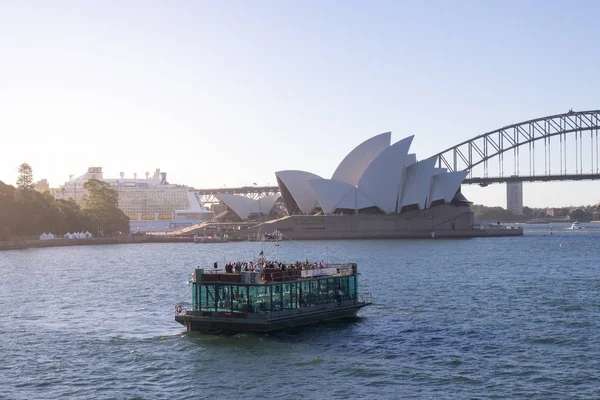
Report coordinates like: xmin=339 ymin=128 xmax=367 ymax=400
xmin=219 ymin=133 xmax=521 ymax=239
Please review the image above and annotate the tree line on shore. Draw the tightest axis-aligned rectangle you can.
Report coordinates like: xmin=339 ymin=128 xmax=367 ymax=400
xmin=0 ymin=163 xmax=129 ymax=241
xmin=472 ymin=204 xmax=599 ymax=223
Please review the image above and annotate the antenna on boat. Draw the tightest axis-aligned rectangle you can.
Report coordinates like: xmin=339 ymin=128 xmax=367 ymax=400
xmin=326 ymin=245 xmax=329 ymax=265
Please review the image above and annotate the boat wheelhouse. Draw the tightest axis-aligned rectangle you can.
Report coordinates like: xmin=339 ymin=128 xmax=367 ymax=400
xmin=175 ymin=263 xmax=372 ymax=333
xmin=571 ymin=221 xmax=583 ymax=230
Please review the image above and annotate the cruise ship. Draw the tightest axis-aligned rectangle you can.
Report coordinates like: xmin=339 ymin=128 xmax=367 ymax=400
xmin=51 ymin=167 xmax=213 ymax=232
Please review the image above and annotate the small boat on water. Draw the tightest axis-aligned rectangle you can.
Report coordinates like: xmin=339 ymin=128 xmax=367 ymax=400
xmin=175 ymin=259 xmax=372 ymax=333
xmin=193 ymin=237 xmax=227 ymax=244
xmin=193 ymin=233 xmax=228 ymax=243
xmin=570 ymin=221 xmax=583 ymax=230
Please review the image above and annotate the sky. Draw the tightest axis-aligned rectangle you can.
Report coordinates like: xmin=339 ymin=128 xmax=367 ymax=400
xmin=1 ymin=0 xmax=599 ymax=208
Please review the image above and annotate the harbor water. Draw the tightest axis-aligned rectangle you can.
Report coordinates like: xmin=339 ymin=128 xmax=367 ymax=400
xmin=1 ymin=223 xmax=599 ymax=399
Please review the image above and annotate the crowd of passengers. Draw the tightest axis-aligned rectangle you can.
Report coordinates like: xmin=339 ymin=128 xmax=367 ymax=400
xmin=221 ymin=260 xmax=327 ymax=274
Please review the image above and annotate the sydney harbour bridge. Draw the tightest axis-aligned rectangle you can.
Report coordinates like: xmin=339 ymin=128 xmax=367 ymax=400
xmin=199 ymin=109 xmax=600 ymax=206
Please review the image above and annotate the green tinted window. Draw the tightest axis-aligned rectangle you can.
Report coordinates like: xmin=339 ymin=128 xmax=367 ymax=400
xmin=215 ymin=286 xmax=231 ymax=312
xmin=202 ymin=285 xmax=216 ymax=311
xmin=349 ymin=276 xmax=356 ymax=297
xmin=231 ymin=285 xmax=248 ymax=312
xmin=272 ymin=284 xmax=282 ymax=310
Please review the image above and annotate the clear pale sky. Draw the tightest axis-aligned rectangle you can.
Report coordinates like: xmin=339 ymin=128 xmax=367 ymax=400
xmin=1 ymin=1 xmax=599 ymax=208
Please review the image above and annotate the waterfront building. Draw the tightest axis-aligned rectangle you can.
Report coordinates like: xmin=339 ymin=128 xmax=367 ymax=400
xmin=546 ymin=207 xmax=569 ymax=218
xmin=506 ymin=178 xmax=524 ymax=215
xmin=275 ymin=133 xmax=469 ymax=216
xmin=52 ymin=167 xmax=213 ymax=232
xmin=247 ymin=132 xmax=522 ymax=239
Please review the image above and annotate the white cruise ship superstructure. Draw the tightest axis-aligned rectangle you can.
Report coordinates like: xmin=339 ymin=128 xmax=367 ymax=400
xmin=52 ymin=167 xmax=213 ymax=232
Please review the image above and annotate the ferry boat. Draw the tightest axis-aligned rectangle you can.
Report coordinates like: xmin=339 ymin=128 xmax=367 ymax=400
xmin=174 ymin=262 xmax=372 ymax=333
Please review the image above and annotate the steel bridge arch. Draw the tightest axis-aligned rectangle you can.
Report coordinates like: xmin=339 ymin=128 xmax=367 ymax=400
xmin=433 ymin=110 xmax=600 ymax=179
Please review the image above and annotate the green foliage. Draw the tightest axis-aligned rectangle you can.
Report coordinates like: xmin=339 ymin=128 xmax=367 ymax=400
xmin=472 ymin=203 xmax=600 ymax=223
xmin=55 ymin=198 xmax=93 ymax=233
xmin=81 ymin=179 xmax=130 ymax=236
xmin=0 ymin=178 xmax=129 ymax=240
xmin=16 ymin=163 xmax=34 ymax=190
xmin=471 ymin=205 xmax=525 ymax=223
xmin=569 ymin=208 xmax=593 ymax=222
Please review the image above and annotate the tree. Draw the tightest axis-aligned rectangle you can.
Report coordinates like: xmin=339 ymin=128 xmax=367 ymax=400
xmin=55 ymin=198 xmax=92 ymax=234
xmin=0 ymin=178 xmax=128 ymax=240
xmin=0 ymin=181 xmax=17 ymax=238
xmin=12 ymin=186 xmax=65 ymax=235
xmin=569 ymin=208 xmax=592 ymax=222
xmin=16 ymin=163 xmax=34 ymax=190
xmin=81 ymin=179 xmax=130 ymax=236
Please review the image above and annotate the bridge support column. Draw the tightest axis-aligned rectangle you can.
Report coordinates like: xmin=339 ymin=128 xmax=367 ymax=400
xmin=506 ymin=179 xmax=523 ymax=215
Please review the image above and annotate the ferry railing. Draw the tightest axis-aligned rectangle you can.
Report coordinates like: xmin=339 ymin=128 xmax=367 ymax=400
xmin=174 ymin=302 xmax=191 ymax=315
xmin=195 ymin=263 xmax=357 ymax=284
xmin=201 ymin=268 xmax=225 ymax=274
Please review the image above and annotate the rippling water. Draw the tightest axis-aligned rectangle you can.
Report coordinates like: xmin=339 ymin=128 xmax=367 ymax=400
xmin=1 ymin=223 xmax=600 ymax=399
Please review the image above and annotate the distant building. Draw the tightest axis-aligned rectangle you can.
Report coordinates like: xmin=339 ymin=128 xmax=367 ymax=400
xmin=506 ymin=179 xmax=523 ymax=215
xmin=51 ymin=167 xmax=213 ymax=231
xmin=546 ymin=207 xmax=569 ymax=217
xmin=34 ymin=179 xmax=49 ymax=191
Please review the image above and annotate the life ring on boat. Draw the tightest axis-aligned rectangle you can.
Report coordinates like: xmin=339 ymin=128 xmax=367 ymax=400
xmin=176 ymin=305 xmax=183 ymax=314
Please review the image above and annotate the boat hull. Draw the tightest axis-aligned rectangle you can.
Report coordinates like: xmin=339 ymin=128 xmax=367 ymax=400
xmin=175 ymin=302 xmax=367 ymax=333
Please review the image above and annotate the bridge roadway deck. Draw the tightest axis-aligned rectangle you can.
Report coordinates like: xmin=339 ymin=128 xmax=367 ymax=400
xmin=464 ymin=173 xmax=600 ymax=185
xmin=198 ymin=186 xmax=278 ymax=195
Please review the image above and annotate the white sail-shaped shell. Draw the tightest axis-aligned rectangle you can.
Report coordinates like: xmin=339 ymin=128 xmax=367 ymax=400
xmin=357 ymin=136 xmax=414 ymax=213
xmin=309 ymin=179 xmax=375 ymax=214
xmin=332 ymin=132 xmax=391 ymax=186
xmin=426 ymin=171 xmax=469 ymax=208
xmin=275 ymin=170 xmax=322 ymax=214
xmin=398 ymin=157 xmax=438 ymax=210
xmin=216 ymin=193 xmax=281 ymax=220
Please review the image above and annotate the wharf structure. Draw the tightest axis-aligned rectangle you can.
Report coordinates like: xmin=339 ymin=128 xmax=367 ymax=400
xmin=215 ymin=132 xmax=522 ymax=239
xmin=52 ymin=167 xmax=213 ymax=232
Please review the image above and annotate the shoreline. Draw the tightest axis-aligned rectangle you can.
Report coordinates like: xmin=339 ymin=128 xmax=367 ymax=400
xmin=0 ymin=236 xmax=195 ymax=251
xmin=0 ymin=227 xmax=523 ymax=251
